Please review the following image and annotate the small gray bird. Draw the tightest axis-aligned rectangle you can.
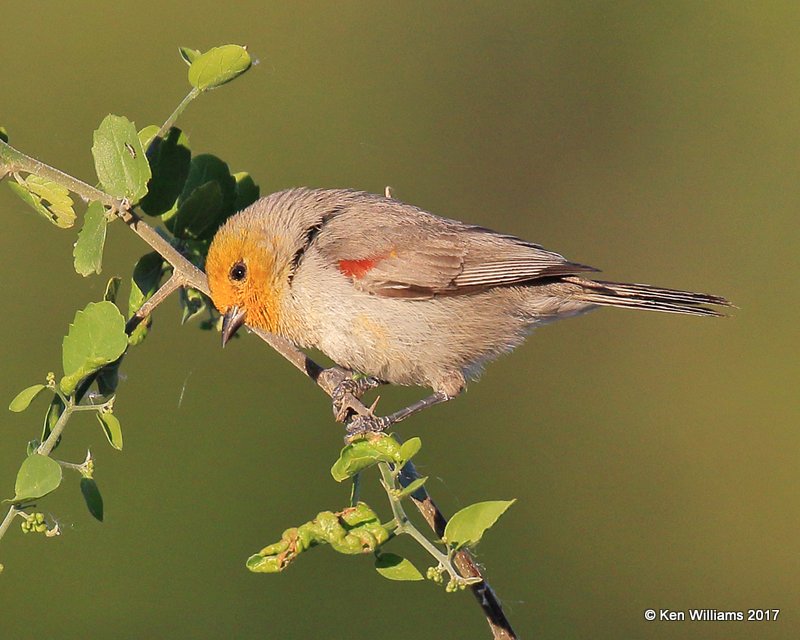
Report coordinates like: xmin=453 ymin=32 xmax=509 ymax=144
xmin=206 ymin=188 xmax=729 ymax=431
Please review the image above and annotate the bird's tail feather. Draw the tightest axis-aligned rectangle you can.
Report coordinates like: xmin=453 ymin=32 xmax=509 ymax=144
xmin=564 ymin=277 xmax=731 ymax=317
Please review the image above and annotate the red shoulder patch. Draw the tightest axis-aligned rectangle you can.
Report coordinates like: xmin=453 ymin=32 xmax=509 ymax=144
xmin=338 ymin=258 xmax=378 ymax=279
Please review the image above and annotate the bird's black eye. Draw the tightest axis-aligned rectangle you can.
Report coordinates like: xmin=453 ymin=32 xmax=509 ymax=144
xmin=229 ymin=262 xmax=247 ymax=282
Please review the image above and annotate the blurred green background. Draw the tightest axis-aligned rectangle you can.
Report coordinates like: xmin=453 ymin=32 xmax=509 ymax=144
xmin=1 ymin=2 xmax=797 ymax=638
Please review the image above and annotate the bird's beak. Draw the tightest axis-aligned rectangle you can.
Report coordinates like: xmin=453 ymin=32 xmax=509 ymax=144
xmin=221 ymin=306 xmax=247 ymax=347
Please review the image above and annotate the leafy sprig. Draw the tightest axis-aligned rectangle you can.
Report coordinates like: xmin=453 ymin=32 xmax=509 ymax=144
xmin=0 ymin=43 xmax=254 ymax=552
xmin=0 ymin=43 xmax=518 ymax=639
xmin=250 ymin=433 xmax=514 ymax=592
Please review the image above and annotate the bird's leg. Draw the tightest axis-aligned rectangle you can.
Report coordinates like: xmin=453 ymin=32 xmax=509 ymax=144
xmin=345 ymin=391 xmax=452 ymax=439
xmin=330 ymin=374 xmax=383 ymax=423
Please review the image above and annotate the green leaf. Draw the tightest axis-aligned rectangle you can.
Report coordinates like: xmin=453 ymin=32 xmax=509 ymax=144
xmin=128 ymin=252 xmax=165 ymax=315
xmin=137 ymin=124 xmax=160 ymax=152
xmin=246 ymin=554 xmax=279 ymax=573
xmin=399 ymin=437 xmax=422 ymax=464
xmin=8 ymin=175 xmax=76 ymax=228
xmin=73 ymin=201 xmax=109 ymax=276
xmin=171 ymin=181 xmax=224 ymax=239
xmin=13 ymin=454 xmax=62 ymax=501
xmin=127 ymin=252 xmax=166 ymax=346
xmin=374 ymin=553 xmax=424 ymax=581
xmin=199 ymin=315 xmax=223 ymax=332
xmin=182 ymin=239 xmax=212 ymax=266
xmin=232 ymin=171 xmax=260 ymax=212
xmin=180 ymin=287 xmax=207 ymax=324
xmin=179 ymin=47 xmax=201 ymax=65
xmin=26 ymin=439 xmax=41 ymax=457
xmin=9 ymin=384 xmax=46 ymax=412
xmin=180 ymin=154 xmax=235 ymax=202
xmin=444 ymin=500 xmax=515 ymax=550
xmin=96 ymin=361 xmax=121 ymax=397
xmin=96 ymin=412 xmax=123 ymax=450
xmin=331 ymin=435 xmax=404 ymax=482
xmin=60 ymin=301 xmax=128 ymax=396
xmin=138 ymin=127 xmax=191 ymax=216
xmin=396 ymin=476 xmax=428 ymax=500
xmin=188 ymin=45 xmax=252 ymax=90
xmin=80 ymin=477 xmax=104 ymax=521
xmin=91 ymin=114 xmax=151 ymax=202
xmin=103 ymin=277 xmax=121 ymax=303
xmin=0 ymin=126 xmax=8 ymax=143
xmin=168 ymin=154 xmax=235 ymax=240
xmin=41 ymin=397 xmax=63 ymax=445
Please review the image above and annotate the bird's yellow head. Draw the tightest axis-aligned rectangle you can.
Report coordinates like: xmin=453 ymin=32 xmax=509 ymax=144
xmin=206 ymin=218 xmax=289 ymax=345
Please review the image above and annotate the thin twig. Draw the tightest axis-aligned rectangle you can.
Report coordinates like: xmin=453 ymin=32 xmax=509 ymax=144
xmin=399 ymin=463 xmax=516 ymax=639
xmin=0 ymin=507 xmax=20 ymax=543
xmin=378 ymin=463 xmax=470 ymax=587
xmin=155 ymin=88 xmax=200 ymax=141
xmin=0 ymin=140 xmax=207 ymax=293
xmin=131 ymin=273 xmax=183 ymax=322
xmin=37 ymin=401 xmax=74 ymax=457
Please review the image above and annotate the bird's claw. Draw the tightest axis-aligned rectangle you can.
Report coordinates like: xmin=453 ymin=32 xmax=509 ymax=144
xmin=329 ymin=372 xmax=388 ymax=440
xmin=345 ymin=414 xmax=392 ymax=441
xmin=331 ymin=376 xmax=381 ymax=423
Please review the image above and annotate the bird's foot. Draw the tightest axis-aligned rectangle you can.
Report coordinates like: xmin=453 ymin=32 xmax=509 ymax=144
xmin=343 ymin=391 xmax=453 ymax=442
xmin=344 ymin=414 xmax=392 ymax=441
xmin=331 ymin=375 xmax=382 ymax=423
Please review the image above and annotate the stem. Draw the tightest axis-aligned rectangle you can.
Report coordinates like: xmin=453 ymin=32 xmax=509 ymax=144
xmin=52 ymin=383 xmax=69 ymax=407
xmin=0 ymin=137 xmax=327 ymax=388
xmin=70 ymin=404 xmax=106 ymax=412
xmin=0 ymin=139 xmax=208 ymax=294
xmin=0 ymin=507 xmax=20 ymax=545
xmin=130 ymin=273 xmax=183 ymax=323
xmin=156 ymin=88 xmax=200 ymax=140
xmin=120 ymin=211 xmax=208 ymax=293
xmin=379 ymin=463 xmax=464 ymax=584
xmin=37 ymin=402 xmax=73 ymax=456
xmin=398 ymin=522 xmax=454 ymax=572
xmin=378 ymin=463 xmax=405 ymax=523
xmin=349 ymin=472 xmax=361 ymax=508
xmin=55 ymin=460 xmax=84 ymax=472
xmin=1 ymin=141 xmax=115 ymax=207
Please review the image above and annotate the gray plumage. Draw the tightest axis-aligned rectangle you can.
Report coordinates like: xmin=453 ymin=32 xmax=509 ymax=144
xmin=207 ymin=187 xmax=730 ymax=397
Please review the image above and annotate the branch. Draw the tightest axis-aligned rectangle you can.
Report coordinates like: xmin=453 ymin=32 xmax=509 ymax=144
xmin=0 ymin=139 xmax=517 ymax=640
xmin=0 ymin=507 xmax=20 ymax=545
xmin=248 ymin=330 xmax=517 ymax=639
xmin=399 ymin=463 xmax=516 ymax=639
xmin=0 ymin=140 xmax=207 ymax=294
xmin=127 ymin=273 xmax=183 ymax=331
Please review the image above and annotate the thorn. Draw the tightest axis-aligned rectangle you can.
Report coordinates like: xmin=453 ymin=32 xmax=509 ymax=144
xmin=368 ymin=395 xmax=381 ymax=414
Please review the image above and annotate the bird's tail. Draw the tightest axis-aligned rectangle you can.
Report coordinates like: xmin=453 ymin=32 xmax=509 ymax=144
xmin=563 ymin=277 xmax=731 ymax=317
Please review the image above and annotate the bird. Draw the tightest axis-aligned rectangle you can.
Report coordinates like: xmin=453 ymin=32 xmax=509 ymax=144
xmin=205 ymin=187 xmax=730 ymax=433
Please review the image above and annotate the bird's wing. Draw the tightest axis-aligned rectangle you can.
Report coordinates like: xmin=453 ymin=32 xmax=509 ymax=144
xmin=315 ymin=197 xmax=597 ymax=298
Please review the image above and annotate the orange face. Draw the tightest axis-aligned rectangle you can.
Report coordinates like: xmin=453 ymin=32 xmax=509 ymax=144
xmin=205 ymin=226 xmax=286 ymax=335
